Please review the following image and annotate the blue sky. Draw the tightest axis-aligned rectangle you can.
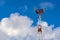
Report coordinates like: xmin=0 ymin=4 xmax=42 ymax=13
xmin=0 ymin=0 xmax=60 ymax=40
xmin=0 ymin=0 xmax=60 ymax=28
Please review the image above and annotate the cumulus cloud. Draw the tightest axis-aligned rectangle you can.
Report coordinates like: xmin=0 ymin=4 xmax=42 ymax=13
xmin=40 ymin=2 xmax=54 ymax=10
xmin=0 ymin=12 xmax=60 ymax=40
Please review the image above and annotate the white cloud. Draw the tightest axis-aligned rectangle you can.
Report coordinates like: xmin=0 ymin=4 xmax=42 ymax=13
xmin=40 ymin=2 xmax=54 ymax=10
xmin=0 ymin=12 xmax=60 ymax=40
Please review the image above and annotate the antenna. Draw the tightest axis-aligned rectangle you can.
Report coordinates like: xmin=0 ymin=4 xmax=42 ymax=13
xmin=35 ymin=8 xmax=44 ymax=40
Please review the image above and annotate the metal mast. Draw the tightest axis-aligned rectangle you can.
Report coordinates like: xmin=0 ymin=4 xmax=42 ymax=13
xmin=35 ymin=9 xmax=44 ymax=40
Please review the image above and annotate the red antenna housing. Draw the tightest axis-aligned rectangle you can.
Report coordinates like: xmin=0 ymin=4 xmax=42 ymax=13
xmin=38 ymin=25 xmax=42 ymax=33
xmin=36 ymin=9 xmax=44 ymax=15
xmin=35 ymin=9 xmax=44 ymax=19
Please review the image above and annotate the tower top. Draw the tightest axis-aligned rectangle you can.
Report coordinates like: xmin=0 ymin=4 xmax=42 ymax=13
xmin=35 ymin=9 xmax=44 ymax=15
